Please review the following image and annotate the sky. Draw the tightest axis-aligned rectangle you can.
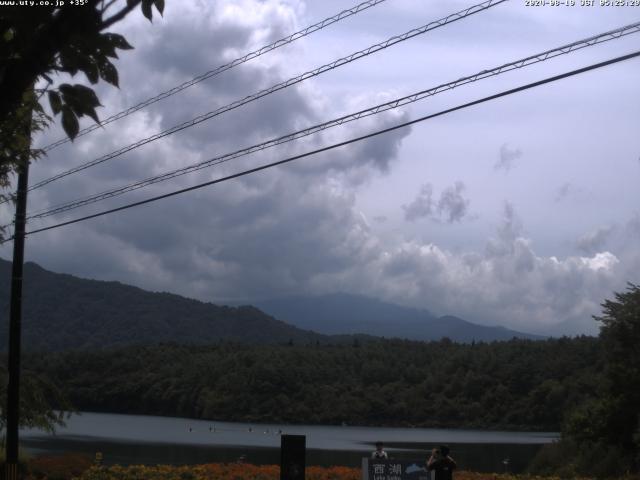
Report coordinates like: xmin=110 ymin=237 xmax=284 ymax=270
xmin=1 ymin=0 xmax=639 ymax=336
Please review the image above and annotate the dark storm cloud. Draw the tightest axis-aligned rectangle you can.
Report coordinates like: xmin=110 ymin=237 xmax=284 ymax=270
xmin=554 ymin=182 xmax=572 ymax=202
xmin=145 ymin=67 xmax=318 ymax=151
xmin=281 ymin=104 xmax=412 ymax=185
xmin=11 ymin=0 xmax=408 ymax=305
xmin=3 ymin=0 xmax=636 ymax=338
xmin=352 ymin=120 xmax=409 ymax=173
xmin=141 ymin=21 xmax=253 ymax=80
xmin=403 ymin=183 xmax=433 ymax=221
xmin=485 ymin=202 xmax=534 ymax=273
xmin=73 ymin=172 xmax=378 ymax=301
xmin=403 ymin=181 xmax=470 ymax=223
xmin=437 ymin=181 xmax=470 ymax=223
xmin=576 ymin=225 xmax=614 ymax=255
xmin=495 ymin=201 xmax=522 ymax=245
xmin=494 ymin=143 xmax=522 ymax=172
xmin=625 ymin=213 xmax=640 ymax=236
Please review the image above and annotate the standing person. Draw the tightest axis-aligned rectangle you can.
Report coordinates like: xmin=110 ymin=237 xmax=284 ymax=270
xmin=371 ymin=441 xmax=389 ymax=460
xmin=427 ymin=445 xmax=456 ymax=480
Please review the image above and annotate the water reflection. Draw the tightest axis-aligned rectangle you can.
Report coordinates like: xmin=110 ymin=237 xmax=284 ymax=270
xmin=21 ymin=412 xmax=556 ymax=473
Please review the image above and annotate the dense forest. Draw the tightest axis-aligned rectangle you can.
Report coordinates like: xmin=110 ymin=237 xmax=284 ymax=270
xmin=0 ymin=260 xmax=329 ymax=350
xmin=24 ymin=336 xmax=601 ymax=431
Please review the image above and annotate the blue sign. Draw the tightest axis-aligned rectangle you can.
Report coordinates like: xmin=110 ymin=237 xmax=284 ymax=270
xmin=362 ymin=459 xmax=430 ymax=480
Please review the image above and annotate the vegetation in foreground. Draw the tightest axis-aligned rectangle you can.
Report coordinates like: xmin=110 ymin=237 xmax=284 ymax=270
xmin=16 ymin=455 xmax=629 ymax=480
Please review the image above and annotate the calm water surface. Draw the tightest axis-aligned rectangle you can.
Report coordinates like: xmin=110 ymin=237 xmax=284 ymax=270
xmin=21 ymin=412 xmax=558 ymax=473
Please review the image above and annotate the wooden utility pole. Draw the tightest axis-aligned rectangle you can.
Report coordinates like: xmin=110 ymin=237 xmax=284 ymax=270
xmin=4 ymin=109 xmax=32 ymax=480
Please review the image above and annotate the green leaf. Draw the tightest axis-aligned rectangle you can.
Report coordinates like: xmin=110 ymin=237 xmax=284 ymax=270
xmin=63 ymin=84 xmax=102 ymax=109
xmin=48 ymin=91 xmax=62 ymax=115
xmin=58 ymin=83 xmax=75 ymax=99
xmin=61 ymin=106 xmax=79 ymax=140
xmin=59 ymin=84 xmax=83 ymax=110
xmin=82 ymin=106 xmax=101 ymax=124
xmin=32 ymin=100 xmax=47 ymax=116
xmin=59 ymin=47 xmax=80 ymax=76
xmin=97 ymin=34 xmax=118 ymax=59
xmin=98 ymin=59 xmax=119 ymax=88
xmin=76 ymin=85 xmax=101 ymax=108
xmin=104 ymin=33 xmax=133 ymax=51
xmin=3 ymin=28 xmax=14 ymax=42
xmin=154 ymin=0 xmax=165 ymax=16
xmin=58 ymin=84 xmax=102 ymax=125
xmin=141 ymin=0 xmax=153 ymax=21
xmin=78 ymin=56 xmax=99 ymax=84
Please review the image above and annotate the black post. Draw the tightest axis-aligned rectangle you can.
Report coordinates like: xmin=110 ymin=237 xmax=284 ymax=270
xmin=5 ymin=139 xmax=31 ymax=480
xmin=280 ymin=434 xmax=306 ymax=480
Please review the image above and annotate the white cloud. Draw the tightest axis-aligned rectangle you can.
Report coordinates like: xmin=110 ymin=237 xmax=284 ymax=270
xmin=494 ymin=144 xmax=522 ymax=172
xmin=0 ymin=0 xmax=637 ymax=339
xmin=347 ymin=203 xmax=628 ymax=335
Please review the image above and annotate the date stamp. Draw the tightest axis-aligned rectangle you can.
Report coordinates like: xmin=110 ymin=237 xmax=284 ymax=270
xmin=525 ymin=0 xmax=640 ymax=6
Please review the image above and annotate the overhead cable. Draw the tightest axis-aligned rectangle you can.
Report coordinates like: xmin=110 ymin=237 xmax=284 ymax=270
xmin=40 ymin=0 xmax=391 ymax=152
xmin=25 ymin=21 xmax=640 ymax=221
xmin=5 ymin=49 xmax=637 ymax=243
xmin=27 ymin=0 xmax=507 ymax=192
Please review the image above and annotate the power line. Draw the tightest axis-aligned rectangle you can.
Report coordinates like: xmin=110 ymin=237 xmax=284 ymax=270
xmin=26 ymin=0 xmax=506 ymax=192
xmin=5 ymin=49 xmax=637 ymax=243
xmin=24 ymin=21 xmax=640 ymax=222
xmin=40 ymin=0 xmax=391 ymax=152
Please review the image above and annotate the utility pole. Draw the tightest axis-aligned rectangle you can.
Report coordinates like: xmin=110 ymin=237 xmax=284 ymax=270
xmin=5 ymin=105 xmax=32 ymax=480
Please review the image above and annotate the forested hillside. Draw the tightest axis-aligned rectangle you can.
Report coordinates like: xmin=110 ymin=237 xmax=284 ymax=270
xmin=0 ymin=259 xmax=545 ymax=350
xmin=25 ymin=336 xmax=602 ymax=430
xmin=0 ymin=260 xmax=326 ymax=350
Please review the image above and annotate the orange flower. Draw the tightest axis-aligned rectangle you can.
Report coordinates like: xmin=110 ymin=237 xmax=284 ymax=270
xmin=30 ymin=460 xmax=617 ymax=480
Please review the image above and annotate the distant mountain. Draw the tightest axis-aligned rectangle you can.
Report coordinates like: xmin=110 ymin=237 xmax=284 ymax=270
xmin=253 ymin=293 xmax=544 ymax=342
xmin=0 ymin=259 xmax=328 ymax=351
xmin=0 ymin=259 xmax=542 ymax=351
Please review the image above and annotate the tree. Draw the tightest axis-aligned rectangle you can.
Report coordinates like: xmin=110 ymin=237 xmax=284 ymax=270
xmin=594 ymin=283 xmax=640 ymax=471
xmin=0 ymin=0 xmax=165 ymax=434
xmin=564 ymin=283 xmax=640 ymax=475
xmin=0 ymin=364 xmax=74 ymax=433
xmin=0 ymin=0 xmax=165 ymax=200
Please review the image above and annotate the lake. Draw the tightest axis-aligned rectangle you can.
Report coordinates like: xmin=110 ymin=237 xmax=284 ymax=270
xmin=21 ymin=412 xmax=558 ymax=473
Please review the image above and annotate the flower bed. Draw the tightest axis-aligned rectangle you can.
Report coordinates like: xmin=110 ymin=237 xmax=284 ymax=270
xmin=25 ymin=457 xmax=633 ymax=480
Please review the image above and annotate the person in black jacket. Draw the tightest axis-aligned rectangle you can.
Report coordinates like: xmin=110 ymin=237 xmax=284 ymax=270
xmin=427 ymin=445 xmax=456 ymax=480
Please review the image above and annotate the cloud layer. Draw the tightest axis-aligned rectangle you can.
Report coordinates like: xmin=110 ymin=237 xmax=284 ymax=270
xmin=495 ymin=144 xmax=522 ymax=172
xmin=1 ymin=0 xmax=638 ymax=337
xmin=403 ymin=181 xmax=471 ymax=223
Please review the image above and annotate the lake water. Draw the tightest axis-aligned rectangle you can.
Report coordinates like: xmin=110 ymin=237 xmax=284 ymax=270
xmin=21 ymin=412 xmax=558 ymax=473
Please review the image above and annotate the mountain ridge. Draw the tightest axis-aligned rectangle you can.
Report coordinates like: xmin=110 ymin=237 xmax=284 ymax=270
xmin=252 ymin=293 xmax=544 ymax=342
xmin=0 ymin=259 xmax=327 ymax=351
xmin=0 ymin=259 xmax=542 ymax=350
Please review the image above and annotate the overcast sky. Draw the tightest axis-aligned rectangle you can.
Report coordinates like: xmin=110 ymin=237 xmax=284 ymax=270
xmin=2 ymin=0 xmax=639 ymax=335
